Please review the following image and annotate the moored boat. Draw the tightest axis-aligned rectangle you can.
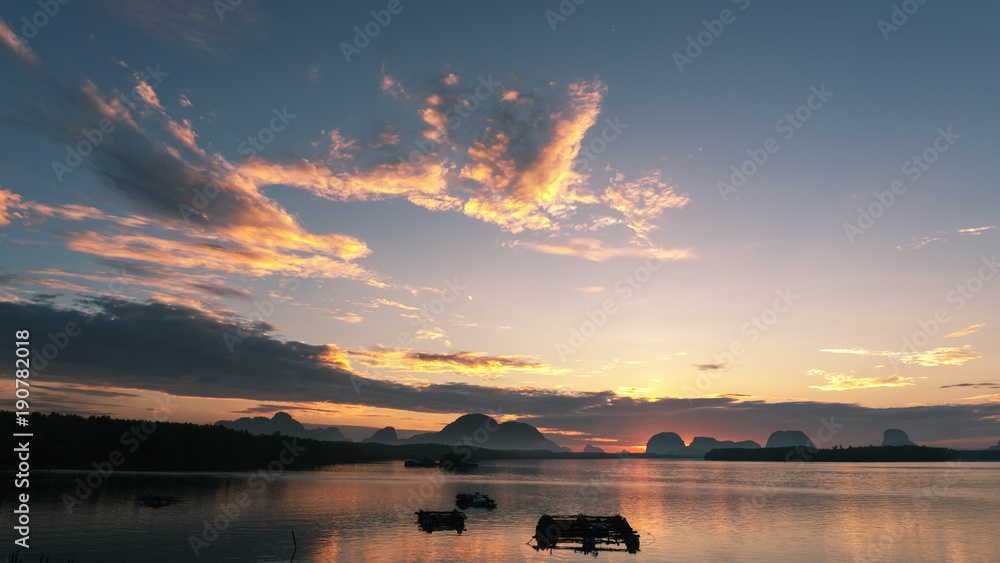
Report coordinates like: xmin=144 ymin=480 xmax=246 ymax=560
xmin=415 ymin=509 xmax=466 ymax=533
xmin=455 ymin=491 xmax=497 ymax=509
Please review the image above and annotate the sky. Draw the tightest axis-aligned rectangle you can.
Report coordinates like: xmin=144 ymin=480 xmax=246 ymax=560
xmin=1 ymin=0 xmax=998 ymax=451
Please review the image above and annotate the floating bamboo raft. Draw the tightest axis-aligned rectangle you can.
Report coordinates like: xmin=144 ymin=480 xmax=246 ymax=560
xmin=415 ymin=509 xmax=466 ymax=534
xmin=533 ymin=514 xmax=640 ymax=554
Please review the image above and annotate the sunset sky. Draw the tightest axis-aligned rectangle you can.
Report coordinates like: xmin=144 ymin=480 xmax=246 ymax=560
xmin=1 ymin=1 xmax=998 ymax=450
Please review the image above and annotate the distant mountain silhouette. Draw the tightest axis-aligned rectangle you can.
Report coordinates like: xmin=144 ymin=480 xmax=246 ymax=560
xmin=406 ymin=413 xmax=566 ymax=451
xmin=988 ymin=440 xmax=1000 ymax=451
xmin=646 ymin=432 xmax=686 ymax=454
xmin=583 ymin=444 xmax=605 ymax=453
xmin=646 ymin=432 xmax=760 ymax=455
xmin=215 ymin=412 xmax=348 ymax=442
xmin=765 ymin=430 xmax=814 ymax=448
xmin=363 ymin=426 xmax=399 ymax=445
xmin=687 ymin=436 xmax=761 ymax=455
xmin=881 ymin=429 xmax=917 ymax=447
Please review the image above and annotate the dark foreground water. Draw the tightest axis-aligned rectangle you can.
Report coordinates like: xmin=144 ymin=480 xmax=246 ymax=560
xmin=6 ymin=459 xmax=999 ymax=562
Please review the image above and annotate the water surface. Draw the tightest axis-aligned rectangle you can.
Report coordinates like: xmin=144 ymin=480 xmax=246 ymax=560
xmin=10 ymin=459 xmax=999 ymax=562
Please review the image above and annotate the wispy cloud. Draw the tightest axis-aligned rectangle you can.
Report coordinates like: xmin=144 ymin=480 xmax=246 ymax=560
xmin=0 ymin=187 xmax=25 ymax=226
xmin=896 ymin=235 xmax=944 ymax=251
xmin=957 ymin=226 xmax=996 ymax=235
xmin=348 ymin=347 xmax=558 ymax=379
xmin=507 ymin=237 xmax=692 ymax=262
xmin=945 ymin=323 xmax=985 ymax=338
xmin=380 ymin=64 xmax=407 ymax=99
xmin=897 ymin=225 xmax=996 ymax=250
xmin=0 ymin=18 xmax=40 ymax=67
xmin=694 ymin=363 xmax=728 ymax=371
xmin=603 ymin=170 xmax=689 ymax=246
xmin=808 ymin=369 xmax=914 ymax=391
xmin=820 ymin=346 xmax=981 ymax=366
xmin=93 ymin=0 xmax=270 ymax=60
xmin=940 ymin=381 xmax=1000 ymax=389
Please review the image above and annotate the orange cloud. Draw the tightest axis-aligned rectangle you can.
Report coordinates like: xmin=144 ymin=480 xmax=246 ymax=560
xmin=348 ymin=348 xmax=559 ymax=379
xmin=945 ymin=323 xmax=985 ymax=338
xmin=820 ymin=346 xmax=981 ymax=366
xmin=316 ymin=345 xmax=353 ymax=371
xmin=236 ymin=158 xmax=460 ymax=213
xmin=507 ymin=237 xmax=693 ymax=262
xmin=459 ymin=131 xmax=516 ymax=191
xmin=957 ymin=226 xmax=995 ymax=235
xmin=0 ymin=187 xmax=25 ymax=226
xmin=462 ymin=79 xmax=607 ymax=233
xmin=808 ymin=369 xmax=914 ymax=391
xmin=327 ymin=129 xmax=357 ymax=160
xmin=66 ymin=229 xmax=372 ymax=280
xmin=500 ymin=89 xmax=521 ymax=102
xmin=372 ymin=298 xmax=419 ymax=311
xmin=232 ymin=76 xmax=660 ymax=246
xmin=604 ymin=170 xmax=689 ymax=246
xmin=133 ymin=72 xmax=164 ymax=111
xmin=418 ymin=107 xmax=448 ymax=142
xmin=0 ymin=18 xmax=40 ymax=67
xmin=32 ymin=202 xmax=151 ymax=227
xmin=380 ymin=64 xmax=406 ymax=98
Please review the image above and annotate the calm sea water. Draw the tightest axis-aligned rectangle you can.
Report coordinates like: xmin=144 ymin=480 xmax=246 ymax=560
xmin=8 ymin=459 xmax=999 ymax=562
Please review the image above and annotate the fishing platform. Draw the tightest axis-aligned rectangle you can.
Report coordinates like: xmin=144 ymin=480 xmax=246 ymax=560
xmin=532 ymin=514 xmax=640 ymax=554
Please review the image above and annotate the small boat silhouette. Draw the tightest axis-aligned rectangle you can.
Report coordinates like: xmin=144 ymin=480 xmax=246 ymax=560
xmin=139 ymin=494 xmax=181 ymax=508
xmin=455 ymin=491 xmax=497 ymax=509
xmin=415 ymin=509 xmax=466 ymax=534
